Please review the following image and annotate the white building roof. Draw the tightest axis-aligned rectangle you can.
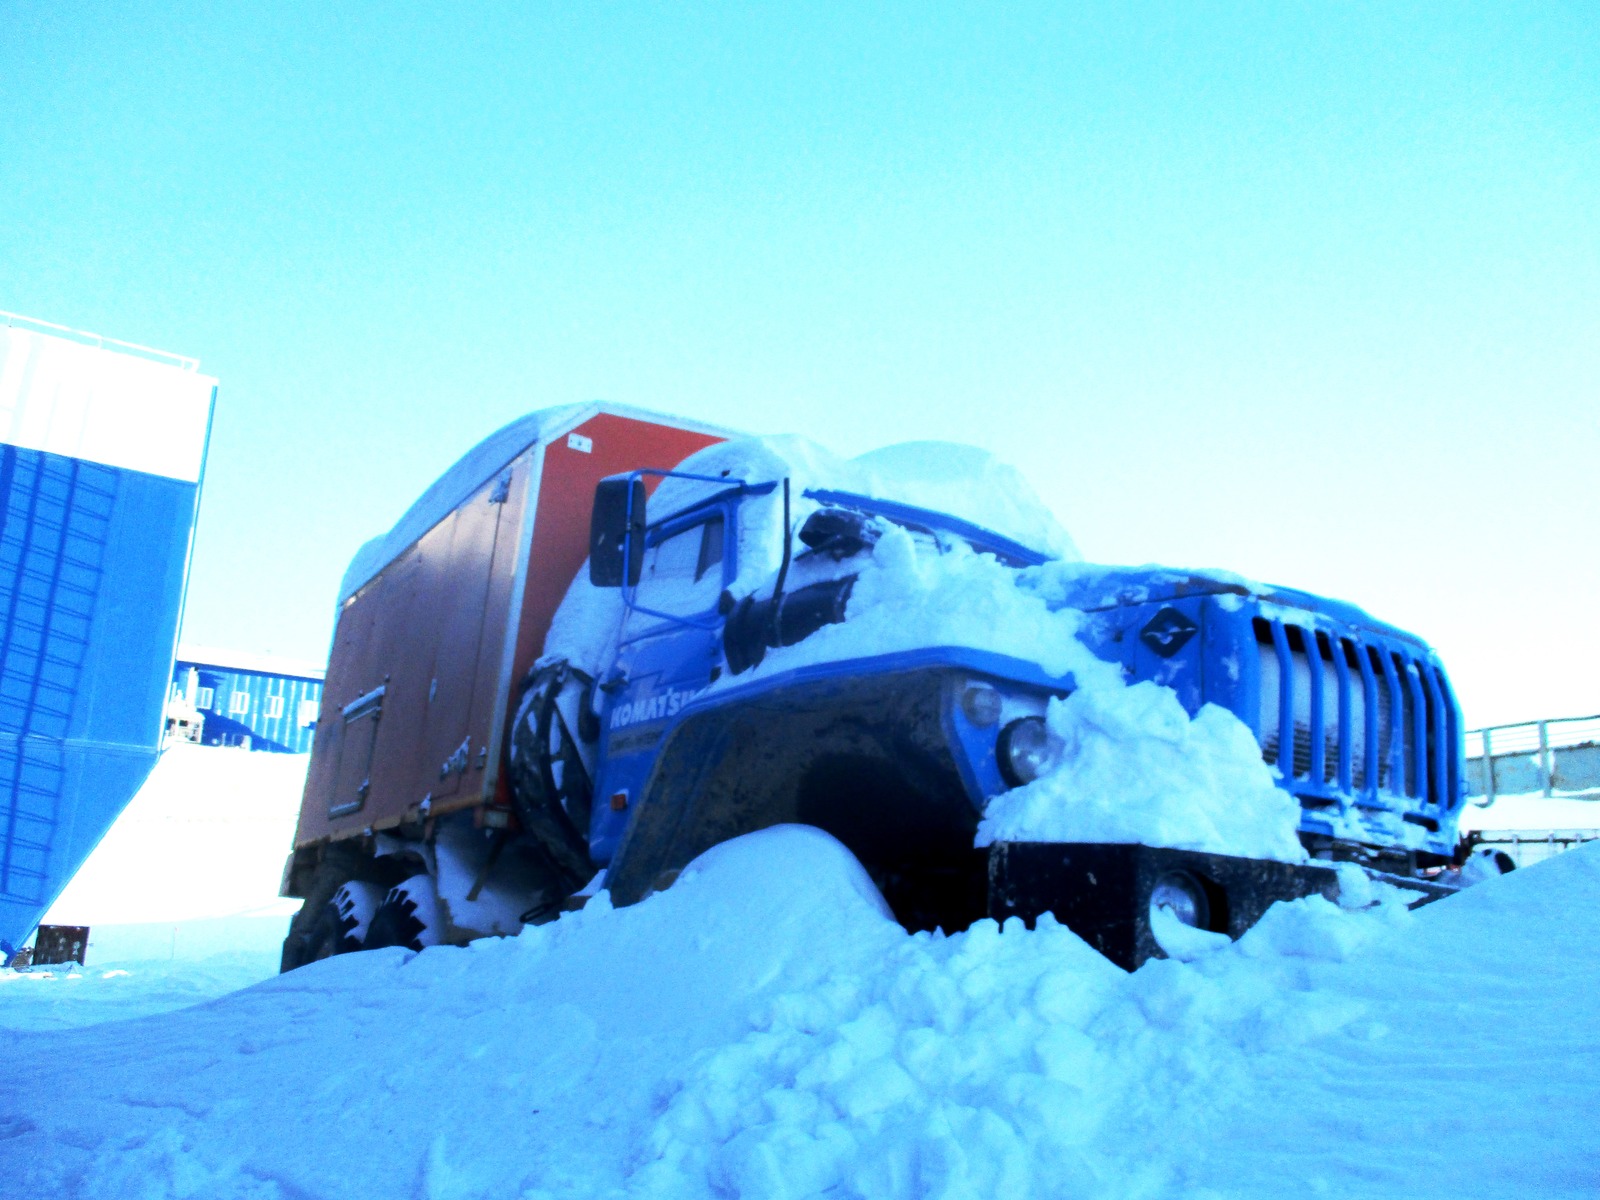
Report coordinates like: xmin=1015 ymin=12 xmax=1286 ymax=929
xmin=0 ymin=313 xmax=216 ymax=484
xmin=175 ymin=645 xmax=326 ymax=682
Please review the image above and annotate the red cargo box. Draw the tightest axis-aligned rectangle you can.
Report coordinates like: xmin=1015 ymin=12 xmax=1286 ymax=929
xmin=295 ymin=405 xmax=727 ymax=849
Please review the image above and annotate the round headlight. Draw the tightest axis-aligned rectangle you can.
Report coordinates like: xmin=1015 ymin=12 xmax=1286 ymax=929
xmin=1148 ymin=871 xmax=1210 ymax=931
xmin=997 ymin=716 xmax=1065 ymax=787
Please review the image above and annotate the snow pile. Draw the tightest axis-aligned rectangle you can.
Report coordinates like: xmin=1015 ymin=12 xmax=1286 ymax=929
xmin=977 ymin=683 xmax=1308 ymax=862
xmin=747 ymin=526 xmax=1113 ymax=682
xmin=4 ymin=828 xmax=1597 ymax=1198
xmin=730 ymin=524 xmax=1304 ymax=862
xmin=638 ymin=881 xmax=1405 ymax=1200
xmin=848 ymin=440 xmax=1079 ymax=561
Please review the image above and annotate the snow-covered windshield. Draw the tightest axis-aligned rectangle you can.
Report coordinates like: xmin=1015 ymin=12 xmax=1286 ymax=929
xmin=646 ymin=435 xmax=1079 ymax=599
xmin=621 ymin=512 xmax=727 ymax=639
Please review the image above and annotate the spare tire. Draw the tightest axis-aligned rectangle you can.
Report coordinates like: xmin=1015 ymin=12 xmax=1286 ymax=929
xmin=507 ymin=661 xmax=598 ymax=893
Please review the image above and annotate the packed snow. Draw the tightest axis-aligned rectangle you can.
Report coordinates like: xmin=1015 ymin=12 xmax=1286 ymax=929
xmin=2 ymin=825 xmax=1595 ymax=1197
xmin=976 ymin=683 xmax=1308 ymax=862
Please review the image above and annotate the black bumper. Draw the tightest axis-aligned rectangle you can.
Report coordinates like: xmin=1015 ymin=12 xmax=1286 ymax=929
xmin=987 ymin=841 xmax=1339 ymax=971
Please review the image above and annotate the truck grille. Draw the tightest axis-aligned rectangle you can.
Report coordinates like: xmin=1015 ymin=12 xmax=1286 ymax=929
xmin=1254 ymin=616 xmax=1455 ymax=815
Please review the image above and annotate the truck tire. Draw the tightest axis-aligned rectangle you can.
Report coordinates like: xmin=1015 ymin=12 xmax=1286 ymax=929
xmin=507 ymin=663 xmax=597 ymax=892
xmin=279 ymin=849 xmax=411 ymax=973
xmin=298 ymin=898 xmax=349 ymax=964
xmin=363 ymin=874 xmax=444 ymax=953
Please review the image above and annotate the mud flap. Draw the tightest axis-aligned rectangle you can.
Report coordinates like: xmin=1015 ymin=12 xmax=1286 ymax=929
xmin=987 ymin=842 xmax=1340 ymax=971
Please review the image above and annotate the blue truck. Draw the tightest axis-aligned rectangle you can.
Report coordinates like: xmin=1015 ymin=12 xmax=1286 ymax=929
xmin=282 ymin=420 xmax=1472 ymax=972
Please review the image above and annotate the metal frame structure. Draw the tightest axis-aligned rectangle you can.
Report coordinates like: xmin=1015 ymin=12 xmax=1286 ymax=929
xmin=1466 ymin=714 xmax=1600 ymax=803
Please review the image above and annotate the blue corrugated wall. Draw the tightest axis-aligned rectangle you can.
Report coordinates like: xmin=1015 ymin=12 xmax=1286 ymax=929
xmin=0 ymin=445 xmax=199 ymax=954
xmin=173 ymin=663 xmax=321 ymax=754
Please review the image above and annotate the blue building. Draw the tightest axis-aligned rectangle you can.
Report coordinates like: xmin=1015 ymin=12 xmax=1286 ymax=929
xmin=0 ymin=313 xmax=216 ymax=955
xmin=171 ymin=647 xmax=324 ymax=755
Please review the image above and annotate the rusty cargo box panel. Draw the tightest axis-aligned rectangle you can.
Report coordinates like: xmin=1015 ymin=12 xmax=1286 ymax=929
xmin=295 ymin=406 xmax=726 ymax=849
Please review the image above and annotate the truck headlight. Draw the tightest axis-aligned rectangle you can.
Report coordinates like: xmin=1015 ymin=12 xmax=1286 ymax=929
xmin=997 ymin=716 xmax=1064 ymax=787
xmin=1149 ymin=871 xmax=1210 ymax=930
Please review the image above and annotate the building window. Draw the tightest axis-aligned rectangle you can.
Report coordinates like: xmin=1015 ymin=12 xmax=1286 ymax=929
xmin=264 ymin=695 xmax=284 ymax=719
xmin=195 ymin=687 xmax=215 ymax=709
xmin=299 ymin=699 xmax=320 ymax=726
xmin=230 ymin=691 xmax=251 ymax=715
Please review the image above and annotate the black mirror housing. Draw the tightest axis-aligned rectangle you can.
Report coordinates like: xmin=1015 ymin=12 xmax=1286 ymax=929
xmin=590 ymin=478 xmax=647 ymax=587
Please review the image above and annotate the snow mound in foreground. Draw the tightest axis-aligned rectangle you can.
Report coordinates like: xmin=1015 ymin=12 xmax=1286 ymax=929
xmin=5 ymin=829 xmax=1598 ymax=1199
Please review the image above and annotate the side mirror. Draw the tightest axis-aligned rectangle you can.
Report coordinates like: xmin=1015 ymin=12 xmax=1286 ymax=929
xmin=590 ymin=477 xmax=646 ymax=587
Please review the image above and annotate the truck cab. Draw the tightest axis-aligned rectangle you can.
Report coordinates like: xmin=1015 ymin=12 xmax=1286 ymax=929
xmin=504 ymin=453 xmax=1470 ymax=965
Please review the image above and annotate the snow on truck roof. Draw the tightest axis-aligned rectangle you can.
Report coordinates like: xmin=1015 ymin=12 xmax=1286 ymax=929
xmin=337 ymin=402 xmax=735 ymax=603
xmin=341 ymin=412 xmax=1081 ymax=604
xmin=339 ymin=403 xmax=588 ymax=602
xmin=650 ymin=435 xmax=1081 ymax=572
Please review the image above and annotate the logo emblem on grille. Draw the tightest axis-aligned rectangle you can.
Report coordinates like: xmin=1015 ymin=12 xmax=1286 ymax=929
xmin=1140 ymin=607 xmax=1197 ymax=658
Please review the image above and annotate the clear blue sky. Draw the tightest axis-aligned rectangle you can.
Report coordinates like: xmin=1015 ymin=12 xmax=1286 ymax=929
xmin=2 ymin=2 xmax=1595 ymax=726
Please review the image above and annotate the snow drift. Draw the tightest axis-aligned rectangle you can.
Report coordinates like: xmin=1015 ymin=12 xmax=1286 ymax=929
xmin=2 ymin=828 xmax=1596 ymax=1198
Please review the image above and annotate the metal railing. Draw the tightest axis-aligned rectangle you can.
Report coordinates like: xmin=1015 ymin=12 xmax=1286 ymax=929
xmin=1465 ymin=828 xmax=1600 ymax=869
xmin=1465 ymin=715 xmax=1600 ymax=803
xmin=0 ymin=311 xmax=201 ymax=372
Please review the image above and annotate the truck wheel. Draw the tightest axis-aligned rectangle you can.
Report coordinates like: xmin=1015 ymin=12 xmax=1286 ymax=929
xmin=299 ymin=899 xmax=348 ymax=964
xmin=280 ymin=850 xmax=411 ymax=973
xmin=364 ymin=874 xmax=444 ymax=953
xmin=305 ymin=879 xmax=388 ymax=959
xmin=507 ymin=663 xmax=597 ymax=891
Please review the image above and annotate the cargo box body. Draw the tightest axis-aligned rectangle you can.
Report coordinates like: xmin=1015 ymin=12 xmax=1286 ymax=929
xmin=295 ymin=406 xmax=725 ymax=850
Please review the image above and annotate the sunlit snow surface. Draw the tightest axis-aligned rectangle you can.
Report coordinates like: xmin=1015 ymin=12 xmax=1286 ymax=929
xmin=1 ymin=826 xmax=1596 ymax=1198
xmin=0 ymin=745 xmax=306 ymax=1031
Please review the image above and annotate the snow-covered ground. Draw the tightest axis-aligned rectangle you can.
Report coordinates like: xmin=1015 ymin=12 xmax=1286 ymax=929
xmin=1 ymin=823 xmax=1595 ymax=1198
xmin=2 ymin=744 xmax=307 ymax=1030
xmin=2 ymin=442 xmax=1594 ymax=1195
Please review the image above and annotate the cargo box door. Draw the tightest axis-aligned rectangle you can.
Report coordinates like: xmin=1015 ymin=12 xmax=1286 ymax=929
xmin=326 ymin=685 xmax=384 ymax=819
xmin=421 ymin=468 xmax=520 ymax=808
